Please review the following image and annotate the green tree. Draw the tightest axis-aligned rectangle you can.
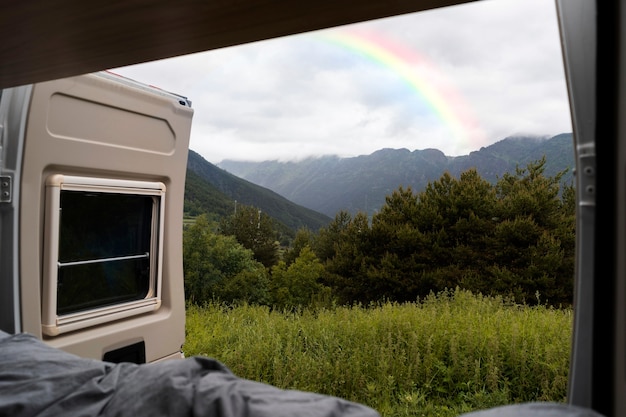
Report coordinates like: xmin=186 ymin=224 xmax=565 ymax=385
xmin=488 ymin=157 xmax=574 ymax=304
xmin=313 ymin=160 xmax=575 ymax=306
xmin=317 ymin=211 xmax=375 ymax=304
xmin=496 ymin=157 xmax=565 ymax=229
xmin=220 ymin=204 xmax=279 ymax=268
xmin=314 ymin=210 xmax=353 ymax=263
xmin=282 ymin=227 xmax=315 ymax=266
xmin=364 ymin=187 xmax=432 ymax=302
xmin=364 ymin=172 xmax=498 ymax=302
xmin=219 ymin=269 xmax=271 ymax=305
xmin=270 ymin=246 xmax=331 ymax=309
xmin=183 ymin=214 xmax=270 ymax=305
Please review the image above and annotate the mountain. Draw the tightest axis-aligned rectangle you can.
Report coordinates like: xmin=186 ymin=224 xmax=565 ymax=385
xmin=185 ymin=150 xmax=332 ymax=232
xmin=217 ymin=134 xmax=575 ymax=218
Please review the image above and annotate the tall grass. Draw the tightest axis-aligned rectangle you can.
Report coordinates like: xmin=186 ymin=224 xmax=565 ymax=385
xmin=184 ymin=288 xmax=572 ymax=417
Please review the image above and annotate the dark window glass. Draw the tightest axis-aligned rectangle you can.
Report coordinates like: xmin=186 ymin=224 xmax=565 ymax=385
xmin=57 ymin=191 xmax=156 ymax=314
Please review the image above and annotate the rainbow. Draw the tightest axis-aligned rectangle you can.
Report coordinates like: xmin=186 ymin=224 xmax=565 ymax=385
xmin=316 ymin=28 xmax=484 ymax=150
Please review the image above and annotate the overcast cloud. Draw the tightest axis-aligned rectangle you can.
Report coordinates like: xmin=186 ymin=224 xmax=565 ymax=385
xmin=112 ymin=0 xmax=572 ymax=164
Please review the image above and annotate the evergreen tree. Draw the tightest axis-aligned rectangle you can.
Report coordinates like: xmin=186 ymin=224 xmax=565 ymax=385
xmin=488 ymin=157 xmax=574 ymax=304
xmin=314 ymin=210 xmax=353 ymax=263
xmin=416 ymin=169 xmax=498 ymax=273
xmin=365 ymin=187 xmax=431 ymax=302
xmin=219 ymin=204 xmax=280 ymax=268
xmin=312 ymin=211 xmax=373 ymax=304
xmin=282 ymin=227 xmax=315 ymax=266
xmin=310 ymin=160 xmax=575 ymax=306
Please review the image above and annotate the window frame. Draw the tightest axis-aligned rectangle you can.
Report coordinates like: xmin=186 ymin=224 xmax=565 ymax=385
xmin=41 ymin=175 xmax=166 ymax=336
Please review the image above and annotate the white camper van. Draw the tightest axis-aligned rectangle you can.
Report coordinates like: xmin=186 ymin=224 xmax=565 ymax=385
xmin=0 ymin=71 xmax=194 ymax=363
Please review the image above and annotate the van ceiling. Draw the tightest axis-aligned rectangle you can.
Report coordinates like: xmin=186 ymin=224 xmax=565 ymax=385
xmin=0 ymin=0 xmax=476 ymax=89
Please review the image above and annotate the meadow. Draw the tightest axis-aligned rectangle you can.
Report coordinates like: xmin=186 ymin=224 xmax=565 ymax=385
xmin=184 ymin=288 xmax=572 ymax=417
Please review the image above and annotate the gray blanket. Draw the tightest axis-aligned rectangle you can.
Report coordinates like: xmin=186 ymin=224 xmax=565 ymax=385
xmin=0 ymin=331 xmax=380 ymax=417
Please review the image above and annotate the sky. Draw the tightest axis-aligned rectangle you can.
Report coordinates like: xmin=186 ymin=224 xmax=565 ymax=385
xmin=112 ymin=0 xmax=572 ymax=164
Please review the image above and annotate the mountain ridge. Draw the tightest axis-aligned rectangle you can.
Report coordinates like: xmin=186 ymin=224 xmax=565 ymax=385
xmin=217 ymin=133 xmax=575 ymax=218
xmin=185 ymin=150 xmax=333 ymax=232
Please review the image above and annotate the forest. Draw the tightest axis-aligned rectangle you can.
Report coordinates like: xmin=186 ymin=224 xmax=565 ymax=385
xmin=183 ymin=157 xmax=575 ymax=309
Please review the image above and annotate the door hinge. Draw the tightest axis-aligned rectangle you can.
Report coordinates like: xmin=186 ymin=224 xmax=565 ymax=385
xmin=0 ymin=176 xmax=12 ymax=203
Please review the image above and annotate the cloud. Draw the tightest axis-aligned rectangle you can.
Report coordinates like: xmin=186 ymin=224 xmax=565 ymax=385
xmin=112 ymin=0 xmax=572 ymax=163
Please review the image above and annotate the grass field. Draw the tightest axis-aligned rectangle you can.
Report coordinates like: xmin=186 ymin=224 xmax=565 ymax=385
xmin=184 ymin=289 xmax=572 ymax=417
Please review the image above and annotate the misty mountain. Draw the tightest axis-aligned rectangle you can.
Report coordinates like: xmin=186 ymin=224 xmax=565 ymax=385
xmin=217 ymin=134 xmax=575 ymax=218
xmin=185 ymin=150 xmax=332 ymax=232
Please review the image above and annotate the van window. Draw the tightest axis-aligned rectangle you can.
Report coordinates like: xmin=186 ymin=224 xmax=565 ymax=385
xmin=42 ymin=176 xmax=165 ymax=336
xmin=57 ymin=191 xmax=155 ymax=314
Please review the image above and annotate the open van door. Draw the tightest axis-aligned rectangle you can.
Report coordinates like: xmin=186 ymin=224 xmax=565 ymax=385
xmin=0 ymin=71 xmax=193 ymax=363
xmin=557 ymin=0 xmax=625 ymax=416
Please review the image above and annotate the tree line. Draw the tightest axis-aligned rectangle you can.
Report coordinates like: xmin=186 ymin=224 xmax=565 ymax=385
xmin=183 ymin=157 xmax=575 ymax=308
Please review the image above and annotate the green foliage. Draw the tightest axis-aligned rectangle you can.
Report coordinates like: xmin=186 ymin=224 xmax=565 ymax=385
xmin=282 ymin=227 xmax=315 ymax=266
xmin=183 ymin=214 xmax=270 ymax=305
xmin=184 ymin=289 xmax=572 ymax=417
xmin=184 ymin=169 xmax=234 ymax=218
xmin=270 ymin=246 xmax=332 ymax=309
xmin=219 ymin=204 xmax=280 ymax=268
xmin=219 ymin=269 xmax=272 ymax=305
xmin=315 ymin=159 xmax=575 ymax=306
xmin=317 ymin=211 xmax=374 ymax=304
xmin=184 ymin=157 xmax=574 ymax=309
xmin=489 ymin=158 xmax=574 ymax=304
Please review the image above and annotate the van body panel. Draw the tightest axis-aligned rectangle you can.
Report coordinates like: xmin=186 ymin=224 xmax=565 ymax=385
xmin=4 ymin=72 xmax=193 ymax=363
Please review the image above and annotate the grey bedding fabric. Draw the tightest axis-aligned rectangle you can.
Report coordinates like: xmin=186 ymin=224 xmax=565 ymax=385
xmin=459 ymin=402 xmax=606 ymax=417
xmin=0 ymin=331 xmax=380 ymax=417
